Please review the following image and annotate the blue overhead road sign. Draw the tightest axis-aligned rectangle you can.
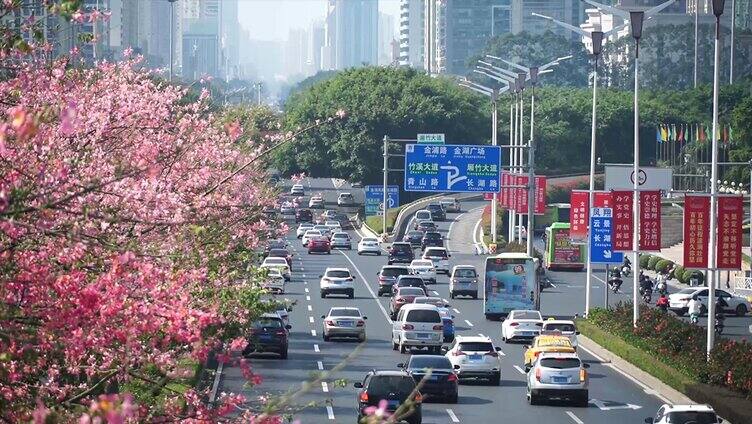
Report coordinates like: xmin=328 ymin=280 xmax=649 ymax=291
xmin=404 ymin=144 xmax=502 ymax=193
xmin=589 ymin=207 xmax=624 ymax=264
xmin=364 ymin=185 xmax=399 ymax=216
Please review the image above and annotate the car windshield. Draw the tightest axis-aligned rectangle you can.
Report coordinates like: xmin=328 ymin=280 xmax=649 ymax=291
xmin=545 ymin=323 xmax=576 ymax=332
xmin=299 ymin=224 xmax=314 ymax=229
xmin=407 ymin=231 xmax=422 ymax=238
xmin=427 ymin=204 xmax=441 ymax=210
xmin=416 ymin=212 xmax=431 ymax=220
xmin=314 ymin=226 xmax=328 ymax=231
xmin=363 ymin=238 xmax=378 ymax=243
xmin=405 ymin=309 xmax=440 ymax=322
xmin=252 ymin=318 xmax=283 ymax=329
xmin=678 ymin=288 xmax=698 ymax=295
xmin=457 ymin=342 xmax=494 ymax=352
xmin=454 ymin=268 xmax=476 ymax=278
xmin=664 ymin=412 xmax=718 ymax=423
xmin=305 ymin=230 xmax=321 ymax=236
xmin=418 ymin=222 xmax=435 ymax=228
xmin=540 ymin=358 xmax=581 ymax=369
xmin=399 ymin=288 xmax=425 ymax=296
xmin=408 ymin=356 xmax=452 ymax=370
xmin=513 ymin=311 xmax=542 ymax=320
xmin=329 ymin=308 xmax=360 ymax=317
xmin=381 ymin=268 xmax=409 ymax=277
xmin=312 ymin=236 xmax=328 ymax=241
xmin=367 ymin=376 xmax=415 ymax=398
xmin=326 ymin=270 xmax=351 ymax=278
xmin=424 ymin=249 xmax=447 ymax=258
xmin=424 ymin=232 xmax=441 ymax=240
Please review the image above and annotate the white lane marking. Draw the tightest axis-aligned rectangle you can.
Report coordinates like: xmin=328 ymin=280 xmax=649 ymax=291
xmin=431 ymin=290 xmax=439 ymax=296
xmin=442 ymin=298 xmax=449 ymax=304
xmin=313 ymin=344 xmax=320 ymax=352
xmin=305 ymin=288 xmax=309 ymax=293
xmin=305 ymin=281 xmax=308 ymax=285
xmin=478 ymin=333 xmax=485 ymax=337
xmin=317 ymin=361 xmax=324 ymax=370
xmin=447 ymin=211 xmax=466 ymax=241
xmin=453 ymin=308 xmax=460 ymax=314
xmin=303 ymin=274 xmax=307 ymax=278
xmin=338 ymin=251 xmax=392 ymax=322
xmin=464 ymin=320 xmax=474 ymax=327
xmin=326 ymin=405 xmax=335 ymax=420
xmin=446 ymin=408 xmax=460 ymax=423
xmin=306 ymin=295 xmax=311 ymax=301
xmin=321 ymin=382 xmax=329 ymax=393
xmin=565 ymin=411 xmax=584 ymax=424
xmin=311 ymin=330 xmax=317 ymax=336
xmin=301 ymin=267 xmax=305 ymax=271
xmin=308 ymin=305 xmax=313 ymax=311
xmin=309 ymin=316 xmax=314 ymax=323
xmin=513 ymin=365 xmax=526 ymax=375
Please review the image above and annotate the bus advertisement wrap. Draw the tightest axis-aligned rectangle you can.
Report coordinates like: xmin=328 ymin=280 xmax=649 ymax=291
xmin=553 ymin=230 xmax=581 ymax=264
xmin=484 ymin=256 xmax=535 ymax=318
xmin=545 ymin=223 xmax=585 ymax=271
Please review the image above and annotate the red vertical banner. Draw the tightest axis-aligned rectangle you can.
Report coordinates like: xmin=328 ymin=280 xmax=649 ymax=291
xmin=509 ymin=173 xmax=517 ymax=211
xmin=612 ymin=190 xmax=634 ymax=251
xmin=535 ymin=175 xmax=546 ymax=215
xmin=639 ymin=190 xmax=662 ymax=251
xmin=593 ymin=191 xmax=612 ymax=208
xmin=569 ymin=190 xmax=589 ymax=240
xmin=717 ymin=196 xmax=743 ymax=270
xmin=501 ymin=172 xmax=509 ymax=207
xmin=683 ymin=195 xmax=710 ymax=268
xmin=484 ymin=192 xmax=493 ymax=201
xmin=516 ymin=175 xmax=529 ymax=214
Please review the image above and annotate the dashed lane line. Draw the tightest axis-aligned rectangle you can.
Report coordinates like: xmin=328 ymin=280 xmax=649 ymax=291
xmin=317 ymin=361 xmax=324 ymax=370
xmin=453 ymin=308 xmax=460 ymax=314
xmin=446 ymin=408 xmax=460 ymax=423
xmin=305 ymin=288 xmax=309 ymax=293
xmin=313 ymin=344 xmax=320 ymax=353
xmin=321 ymin=382 xmax=329 ymax=393
xmin=311 ymin=330 xmax=317 ymax=336
xmin=513 ymin=365 xmax=526 ymax=375
xmin=306 ymin=295 xmax=311 ymax=301
xmin=464 ymin=320 xmax=474 ymax=327
xmin=308 ymin=305 xmax=313 ymax=311
xmin=565 ymin=411 xmax=584 ymax=424
xmin=326 ymin=405 xmax=335 ymax=420
xmin=309 ymin=316 xmax=314 ymax=323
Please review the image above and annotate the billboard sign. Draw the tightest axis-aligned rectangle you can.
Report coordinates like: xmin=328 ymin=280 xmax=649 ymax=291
xmin=589 ymin=207 xmax=624 ymax=264
xmin=612 ymin=190 xmax=634 ymax=251
xmin=605 ymin=165 xmax=672 ymax=191
xmin=364 ymin=185 xmax=399 ymax=216
xmin=639 ymin=190 xmax=662 ymax=251
xmin=683 ymin=195 xmax=710 ymax=268
xmin=717 ymin=196 xmax=743 ymax=270
xmin=404 ymin=144 xmax=502 ymax=193
xmin=417 ymin=133 xmax=445 ymax=144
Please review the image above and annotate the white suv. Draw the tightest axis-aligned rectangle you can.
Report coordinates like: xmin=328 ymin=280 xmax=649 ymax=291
xmin=409 ymin=259 xmax=436 ymax=284
xmin=444 ymin=335 xmax=502 ymax=385
xmin=391 ymin=304 xmax=443 ymax=354
xmin=422 ymin=247 xmax=450 ymax=275
xmin=319 ymin=267 xmax=355 ymax=299
xmin=645 ymin=404 xmax=721 ymax=424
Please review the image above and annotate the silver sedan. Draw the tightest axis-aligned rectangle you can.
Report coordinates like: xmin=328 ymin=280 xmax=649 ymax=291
xmin=321 ymin=307 xmax=367 ymax=342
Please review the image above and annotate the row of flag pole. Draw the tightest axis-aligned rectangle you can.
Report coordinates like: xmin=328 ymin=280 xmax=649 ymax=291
xmin=656 ymin=123 xmax=733 ymax=144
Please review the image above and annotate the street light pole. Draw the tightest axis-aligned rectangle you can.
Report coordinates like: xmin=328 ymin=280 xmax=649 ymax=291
xmin=168 ymin=0 xmax=178 ymax=82
xmin=527 ymin=68 xmax=538 ymax=257
xmin=694 ymin=0 xmax=700 ymax=88
xmin=492 ymin=88 xmax=499 ymax=244
xmin=383 ymin=135 xmax=389 ymax=237
xmin=518 ymin=76 xmax=525 ymax=245
xmin=730 ymin=0 xmax=735 ymax=83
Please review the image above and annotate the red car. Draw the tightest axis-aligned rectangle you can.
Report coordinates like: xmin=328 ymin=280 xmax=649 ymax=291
xmin=389 ymin=286 xmax=427 ymax=320
xmin=308 ymin=236 xmax=331 ymax=255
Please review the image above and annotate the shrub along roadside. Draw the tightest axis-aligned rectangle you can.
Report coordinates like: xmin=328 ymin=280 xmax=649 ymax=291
xmin=364 ymin=207 xmax=401 ymax=234
xmin=579 ymin=304 xmax=752 ymax=422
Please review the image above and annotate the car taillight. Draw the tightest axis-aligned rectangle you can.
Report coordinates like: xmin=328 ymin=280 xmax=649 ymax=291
xmin=485 ymin=351 xmax=498 ymax=357
xmin=322 ymin=278 xmax=331 ymax=283
xmin=510 ymin=322 xmax=519 ymax=327
xmin=433 ymin=325 xmax=443 ymax=331
xmin=413 ymin=393 xmax=423 ymax=403
xmin=356 ymin=320 xmax=365 ymax=327
xmin=580 ymin=368 xmax=587 ymax=382
xmin=402 ymin=324 xmax=414 ymax=330
xmin=378 ymin=276 xmax=387 ymax=281
xmin=359 ymin=391 xmax=368 ymax=402
xmin=275 ymin=330 xmax=286 ymax=336
xmin=396 ymin=297 xmax=405 ymax=302
xmin=452 ymin=350 xmax=466 ymax=356
xmin=326 ymin=320 xmax=335 ymax=325
xmin=447 ymin=373 xmax=458 ymax=382
xmin=534 ymin=351 xmax=541 ymax=358
xmin=451 ymin=279 xmax=457 ymax=283
xmin=535 ymin=367 xmax=541 ymax=382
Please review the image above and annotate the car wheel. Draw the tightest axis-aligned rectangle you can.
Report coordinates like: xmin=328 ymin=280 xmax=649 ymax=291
xmin=674 ymin=309 xmax=686 ymax=317
xmin=528 ymin=391 xmax=540 ymax=406
xmin=736 ymin=304 xmax=748 ymax=317
xmin=450 ymin=292 xmax=455 ymax=299
xmin=392 ymin=340 xmax=398 ymax=350
xmin=490 ymin=373 xmax=501 ymax=386
xmin=387 ymin=261 xmax=392 ymax=265
xmin=576 ymin=393 xmax=589 ymax=408
xmin=357 ymin=251 xmax=362 ymax=255
xmin=323 ymin=334 xmax=330 ymax=342
xmin=473 ymin=293 xmax=478 ymax=299
xmin=358 ymin=334 xmax=366 ymax=343
xmin=320 ymin=292 xmax=326 ymax=299
xmin=349 ymin=290 xmax=354 ymax=299
xmin=327 ymin=250 xmax=331 ymax=255
xmin=447 ymin=392 xmax=458 ymax=404
xmin=399 ymin=342 xmax=407 ymax=354
xmin=280 ymin=348 xmax=288 ymax=360
xmin=377 ymin=252 xmax=382 ymax=256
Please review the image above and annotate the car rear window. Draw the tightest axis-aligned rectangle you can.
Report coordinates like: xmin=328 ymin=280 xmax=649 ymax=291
xmin=540 ymin=358 xmax=581 ymax=369
xmin=363 ymin=238 xmax=378 ymax=243
xmin=265 ymin=258 xmax=287 ymax=265
xmin=332 ymin=233 xmax=348 ymax=239
xmin=454 ymin=268 xmax=476 ymax=278
xmin=414 ymin=297 xmax=443 ymax=305
xmin=399 ymin=288 xmax=426 ymax=296
xmin=406 ymin=309 xmax=441 ymax=323
xmin=424 ymin=248 xmax=447 ymax=258
xmin=416 ymin=211 xmax=431 ymax=220
xmin=457 ymin=342 xmax=494 ymax=352
xmin=392 ymin=244 xmax=412 ymax=252
xmin=398 ymin=277 xmax=424 ymax=286
xmin=367 ymin=376 xmax=415 ymax=398
xmin=424 ymin=232 xmax=441 ymax=240
xmin=326 ymin=270 xmax=351 ymax=278
xmin=514 ymin=311 xmax=542 ymax=320
xmin=544 ymin=323 xmax=576 ymax=332
xmin=252 ymin=318 xmax=282 ymax=329
xmin=382 ymin=268 xmax=409 ymax=277
xmin=409 ymin=356 xmax=452 ymax=369
xmin=269 ymin=249 xmax=289 ymax=256
xmin=330 ymin=308 xmax=360 ymax=317
xmin=664 ymin=412 xmax=718 ymax=424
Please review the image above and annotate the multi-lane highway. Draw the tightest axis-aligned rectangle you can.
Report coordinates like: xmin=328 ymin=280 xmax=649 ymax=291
xmin=219 ymin=178 xmax=669 ymax=423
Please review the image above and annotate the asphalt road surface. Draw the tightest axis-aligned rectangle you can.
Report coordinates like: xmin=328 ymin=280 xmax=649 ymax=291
xmin=219 ymin=178 xmax=671 ymax=423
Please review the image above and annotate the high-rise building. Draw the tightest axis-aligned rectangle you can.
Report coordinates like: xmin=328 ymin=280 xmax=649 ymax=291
xmin=511 ymin=0 xmax=585 ymax=41
xmin=308 ymin=20 xmax=326 ymax=73
xmin=323 ymin=0 xmax=378 ymax=69
xmin=379 ymin=12 xmax=397 ymax=65
xmin=399 ymin=0 xmax=424 ymax=68
xmin=285 ymin=28 xmax=309 ymax=77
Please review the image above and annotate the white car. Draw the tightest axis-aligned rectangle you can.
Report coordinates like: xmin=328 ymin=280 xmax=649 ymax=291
xmin=296 ymin=223 xmax=315 ymax=238
xmin=409 ymin=259 xmax=437 ymax=284
xmin=260 ymin=257 xmax=291 ymax=281
xmin=308 ymin=196 xmax=324 ymax=208
xmin=391 ymin=304 xmax=443 ymax=353
xmin=313 ymin=224 xmax=332 ymax=238
xmin=260 ymin=268 xmax=285 ymax=293
xmin=319 ymin=267 xmax=355 ymax=299
xmin=301 ymin=229 xmax=322 ymax=246
xmin=540 ymin=319 xmax=579 ymax=350
xmin=646 ymin=404 xmax=721 ymax=424
xmin=290 ymin=184 xmax=305 ymax=196
xmin=357 ymin=237 xmax=381 ymax=255
xmin=501 ymin=310 xmax=543 ymax=343
xmin=413 ymin=209 xmax=433 ymax=229
xmin=322 ymin=307 xmax=367 ymax=342
xmin=668 ymin=287 xmax=751 ymax=316
xmin=422 ymin=247 xmax=450 ymax=275
xmin=279 ymin=202 xmax=296 ymax=215
xmin=444 ymin=335 xmax=502 ymax=385
xmin=325 ymin=220 xmax=341 ymax=233
xmin=337 ymin=192 xmax=355 ymax=206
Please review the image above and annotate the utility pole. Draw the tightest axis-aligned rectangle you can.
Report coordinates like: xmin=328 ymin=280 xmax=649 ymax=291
xmin=168 ymin=0 xmax=178 ymax=82
xmin=383 ymin=136 xmax=389 ymax=237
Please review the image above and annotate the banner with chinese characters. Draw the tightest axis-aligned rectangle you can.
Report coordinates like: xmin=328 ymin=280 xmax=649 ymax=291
xmin=717 ymin=196 xmax=743 ymax=270
xmin=639 ymin=190 xmax=662 ymax=251
xmin=594 ymin=191 xmax=612 ymax=208
xmin=501 ymin=172 xmax=510 ymax=207
xmin=535 ymin=176 xmax=547 ymax=215
xmin=515 ymin=175 xmax=529 ymax=213
xmin=612 ymin=190 xmax=634 ymax=251
xmin=509 ymin=173 xmax=517 ymax=211
xmin=569 ymin=190 xmax=589 ymax=241
xmin=683 ymin=195 xmax=710 ymax=268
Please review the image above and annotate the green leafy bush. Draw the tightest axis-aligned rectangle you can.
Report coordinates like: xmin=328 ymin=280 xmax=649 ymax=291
xmin=673 ymin=264 xmax=685 ymax=282
xmin=640 ymin=254 xmax=652 ymax=268
xmin=655 ymin=259 xmax=673 ymax=273
xmin=647 ymin=256 xmax=662 ymax=270
xmin=682 ymin=269 xmax=705 ymax=286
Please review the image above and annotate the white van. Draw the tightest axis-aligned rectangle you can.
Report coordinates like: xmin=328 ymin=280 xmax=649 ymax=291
xmin=449 ymin=265 xmax=479 ymax=299
xmin=413 ymin=210 xmax=433 ymax=228
xmin=391 ymin=304 xmax=443 ymax=354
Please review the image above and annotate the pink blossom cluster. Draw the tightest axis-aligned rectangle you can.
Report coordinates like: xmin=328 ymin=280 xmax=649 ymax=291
xmin=0 ymin=57 xmax=284 ymax=421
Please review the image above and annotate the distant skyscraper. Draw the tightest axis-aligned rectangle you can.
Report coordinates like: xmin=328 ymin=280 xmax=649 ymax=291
xmin=308 ymin=20 xmax=326 ymax=72
xmin=379 ymin=12 xmax=397 ymax=65
xmin=324 ymin=0 xmax=378 ymax=69
xmin=511 ymin=0 xmax=585 ymax=41
xmin=399 ymin=0 xmax=424 ymax=68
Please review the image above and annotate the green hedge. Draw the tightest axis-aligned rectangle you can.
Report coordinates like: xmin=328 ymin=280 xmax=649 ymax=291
xmin=655 ymin=259 xmax=673 ymax=273
xmin=639 ymin=254 xmax=652 ymax=268
xmin=647 ymin=255 xmax=662 ymax=270
xmin=673 ymin=264 xmax=685 ymax=282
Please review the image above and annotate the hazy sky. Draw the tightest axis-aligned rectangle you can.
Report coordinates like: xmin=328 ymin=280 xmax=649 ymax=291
xmin=238 ymin=0 xmax=400 ymax=41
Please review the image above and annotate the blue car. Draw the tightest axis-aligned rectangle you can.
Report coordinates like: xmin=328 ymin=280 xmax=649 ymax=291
xmin=438 ymin=307 xmax=455 ymax=343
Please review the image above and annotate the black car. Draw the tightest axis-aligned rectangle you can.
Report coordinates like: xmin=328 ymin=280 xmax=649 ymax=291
xmin=354 ymin=370 xmax=422 ymax=424
xmin=392 ymin=275 xmax=428 ymax=296
xmin=415 ymin=221 xmax=437 ymax=233
xmin=421 ymin=232 xmax=443 ymax=250
xmin=400 ymin=355 xmax=458 ymax=403
xmin=295 ymin=208 xmax=313 ymax=223
xmin=267 ymin=248 xmax=293 ymax=267
xmin=425 ymin=203 xmax=446 ymax=221
xmin=263 ymin=239 xmax=287 ymax=256
xmin=376 ymin=265 xmax=412 ymax=296
xmin=243 ymin=314 xmax=291 ymax=359
xmin=403 ymin=230 xmax=424 ymax=248
xmin=334 ymin=213 xmax=353 ymax=230
xmin=388 ymin=242 xmax=415 ymax=265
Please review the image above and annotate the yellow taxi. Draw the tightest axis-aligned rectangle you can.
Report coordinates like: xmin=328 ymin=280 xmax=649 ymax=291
xmin=523 ymin=334 xmax=576 ymax=371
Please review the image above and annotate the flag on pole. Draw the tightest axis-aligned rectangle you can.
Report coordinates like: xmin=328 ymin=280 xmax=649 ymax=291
xmin=678 ymin=124 xmax=685 ymax=143
xmin=661 ymin=125 xmax=668 ymax=142
xmin=656 ymin=127 xmax=662 ymax=143
xmin=699 ymin=124 xmax=707 ymax=142
xmin=671 ymin=124 xmax=677 ymax=142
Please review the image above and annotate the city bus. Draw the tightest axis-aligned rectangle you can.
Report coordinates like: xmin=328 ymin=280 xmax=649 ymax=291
xmin=483 ymin=253 xmax=538 ymax=320
xmin=544 ymin=222 xmax=585 ymax=271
